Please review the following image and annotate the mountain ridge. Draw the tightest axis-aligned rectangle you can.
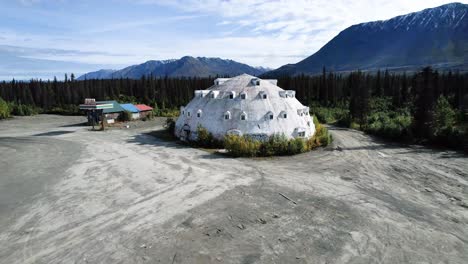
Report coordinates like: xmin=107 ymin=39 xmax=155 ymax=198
xmin=263 ymin=2 xmax=468 ymax=77
xmin=77 ymin=56 xmax=267 ymax=80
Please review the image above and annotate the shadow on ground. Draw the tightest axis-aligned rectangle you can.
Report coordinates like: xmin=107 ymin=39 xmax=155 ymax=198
xmin=60 ymin=122 xmax=88 ymax=128
xmin=33 ymin=131 xmax=75 ymax=137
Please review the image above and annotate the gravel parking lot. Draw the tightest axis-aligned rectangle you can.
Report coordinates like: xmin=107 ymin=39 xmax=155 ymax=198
xmin=0 ymin=115 xmax=467 ymax=263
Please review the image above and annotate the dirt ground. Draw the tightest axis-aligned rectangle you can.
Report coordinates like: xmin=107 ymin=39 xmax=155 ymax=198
xmin=0 ymin=115 xmax=467 ymax=264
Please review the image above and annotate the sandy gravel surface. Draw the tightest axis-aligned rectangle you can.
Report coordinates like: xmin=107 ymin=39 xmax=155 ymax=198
xmin=0 ymin=115 xmax=467 ymax=263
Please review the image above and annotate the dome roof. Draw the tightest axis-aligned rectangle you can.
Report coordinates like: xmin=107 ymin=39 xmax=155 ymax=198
xmin=175 ymin=74 xmax=315 ymax=141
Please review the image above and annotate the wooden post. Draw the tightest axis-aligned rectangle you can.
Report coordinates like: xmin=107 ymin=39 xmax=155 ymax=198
xmin=101 ymin=110 xmax=105 ymax=131
xmin=91 ymin=110 xmax=95 ymax=130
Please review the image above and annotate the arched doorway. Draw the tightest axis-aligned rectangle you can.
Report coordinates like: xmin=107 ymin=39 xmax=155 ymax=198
xmin=180 ymin=124 xmax=191 ymax=141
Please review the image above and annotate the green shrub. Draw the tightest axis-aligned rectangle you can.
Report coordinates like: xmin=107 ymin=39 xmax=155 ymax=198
xmin=119 ymin=111 xmax=132 ymax=122
xmin=146 ymin=111 xmax=155 ymax=120
xmin=365 ymin=106 xmax=412 ymax=140
xmin=260 ymin=134 xmax=289 ymax=156
xmin=159 ymin=108 xmax=180 ymax=117
xmin=307 ymin=118 xmax=332 ymax=149
xmin=225 ymin=126 xmax=331 ymax=157
xmin=9 ymin=103 xmax=39 ymax=116
xmin=194 ymin=125 xmax=223 ymax=148
xmin=46 ymin=104 xmax=79 ymax=115
xmin=310 ymin=102 xmax=349 ymax=124
xmin=432 ymin=96 xmax=456 ymax=138
xmin=0 ymin=97 xmax=10 ymax=119
xmin=224 ymin=134 xmax=261 ymax=157
xmin=288 ymin=138 xmax=306 ymax=155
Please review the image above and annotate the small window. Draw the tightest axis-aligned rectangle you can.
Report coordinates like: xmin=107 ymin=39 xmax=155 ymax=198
xmin=241 ymin=93 xmax=247 ymax=99
xmin=187 ymin=111 xmax=191 ymax=117
xmin=307 ymin=121 xmax=311 ymax=127
xmin=282 ymin=112 xmax=287 ymax=119
xmin=182 ymin=110 xmax=185 ymax=115
xmin=210 ymin=93 xmax=215 ymax=98
xmin=197 ymin=110 xmax=202 ymax=118
xmin=240 ymin=112 xmax=247 ymax=121
xmin=298 ymin=131 xmax=305 ymax=137
xmin=224 ymin=111 xmax=231 ymax=120
xmin=265 ymin=111 xmax=274 ymax=121
xmin=229 ymin=94 xmax=234 ymax=99
xmin=263 ymin=94 xmax=267 ymax=99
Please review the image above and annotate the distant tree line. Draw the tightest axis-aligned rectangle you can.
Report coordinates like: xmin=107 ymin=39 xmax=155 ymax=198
xmin=0 ymin=67 xmax=467 ymax=151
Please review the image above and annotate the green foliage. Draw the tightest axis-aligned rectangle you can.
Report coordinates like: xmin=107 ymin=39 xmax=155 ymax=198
xmin=0 ymin=97 xmax=10 ymax=119
xmin=118 ymin=94 xmax=138 ymax=104
xmin=307 ymin=116 xmax=332 ymax=149
xmin=194 ymin=125 xmax=223 ymax=148
xmin=260 ymin=134 xmax=289 ymax=156
xmin=146 ymin=111 xmax=155 ymax=120
xmin=119 ymin=111 xmax=132 ymax=122
xmin=310 ymin=102 xmax=349 ymax=124
xmin=432 ymin=96 xmax=456 ymax=138
xmin=9 ymin=103 xmax=40 ymax=116
xmin=46 ymin=104 xmax=79 ymax=115
xmin=152 ymin=103 xmax=161 ymax=116
xmin=224 ymin=119 xmax=332 ymax=157
xmin=365 ymin=99 xmax=413 ymax=140
xmin=224 ymin=135 xmax=261 ymax=157
xmin=158 ymin=108 xmax=180 ymax=117
xmin=427 ymin=96 xmax=466 ymax=148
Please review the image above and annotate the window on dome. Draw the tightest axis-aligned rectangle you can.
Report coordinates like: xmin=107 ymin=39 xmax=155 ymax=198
xmin=240 ymin=112 xmax=247 ymax=121
xmin=224 ymin=111 xmax=231 ymax=120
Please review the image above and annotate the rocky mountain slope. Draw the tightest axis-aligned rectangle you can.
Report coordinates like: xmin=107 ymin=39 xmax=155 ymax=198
xmin=264 ymin=2 xmax=468 ymax=77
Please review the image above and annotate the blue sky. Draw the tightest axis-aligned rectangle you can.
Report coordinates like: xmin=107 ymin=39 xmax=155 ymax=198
xmin=0 ymin=0 xmax=466 ymax=80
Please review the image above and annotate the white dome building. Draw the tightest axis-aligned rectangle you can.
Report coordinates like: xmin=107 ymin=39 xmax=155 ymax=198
xmin=175 ymin=74 xmax=315 ymax=141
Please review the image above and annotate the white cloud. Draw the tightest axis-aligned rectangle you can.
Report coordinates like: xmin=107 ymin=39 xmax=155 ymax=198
xmin=3 ymin=0 xmax=468 ymax=79
xmin=137 ymin=0 xmax=468 ymax=67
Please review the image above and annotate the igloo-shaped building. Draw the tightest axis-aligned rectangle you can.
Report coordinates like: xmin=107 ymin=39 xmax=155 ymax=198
xmin=175 ymin=74 xmax=315 ymax=141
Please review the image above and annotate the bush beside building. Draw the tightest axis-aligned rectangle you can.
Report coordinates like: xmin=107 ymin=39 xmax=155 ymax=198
xmin=165 ymin=116 xmax=331 ymax=157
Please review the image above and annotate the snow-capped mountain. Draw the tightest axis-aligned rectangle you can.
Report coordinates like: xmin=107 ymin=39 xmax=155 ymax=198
xmin=77 ymin=56 xmax=267 ymax=80
xmin=264 ymin=2 xmax=468 ymax=77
